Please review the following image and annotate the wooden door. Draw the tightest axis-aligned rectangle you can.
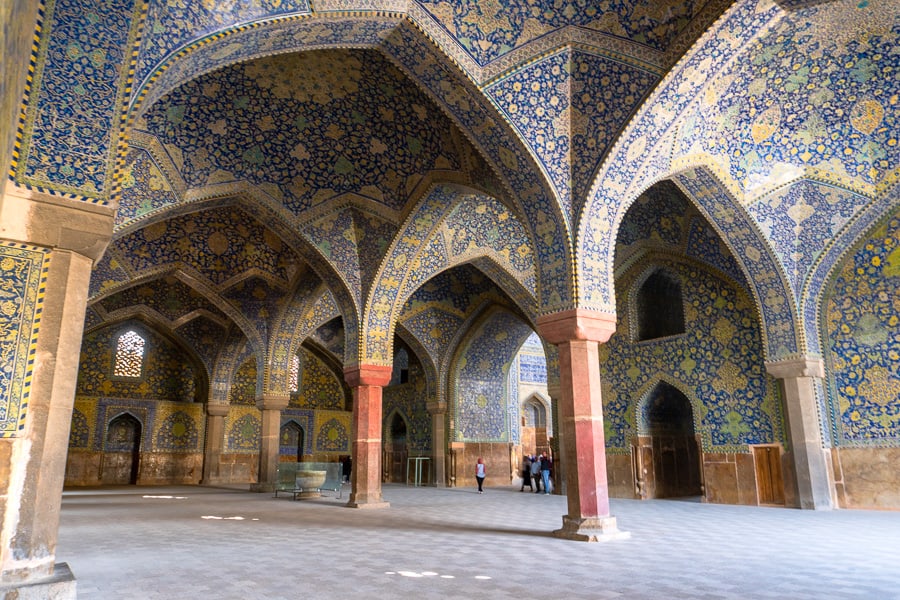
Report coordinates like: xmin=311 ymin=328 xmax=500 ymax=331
xmin=753 ymin=446 xmax=785 ymax=505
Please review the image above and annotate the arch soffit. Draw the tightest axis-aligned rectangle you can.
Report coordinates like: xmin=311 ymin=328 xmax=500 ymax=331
xmin=445 ymin=302 xmax=534 ymax=392
xmin=576 ymin=0 xmax=784 ymax=312
xmin=584 ymin=156 xmax=803 ymax=361
xmin=522 ymin=391 xmax=550 ymax=411
xmin=89 ymin=265 xmax=267 ymax=363
xmin=671 ymin=166 xmax=802 ymax=361
xmin=579 ymin=1 xmax=900 ymax=317
xmin=394 ymin=321 xmax=439 ymax=399
xmin=106 ymin=410 xmax=145 ymax=429
xmin=128 ymin=13 xmax=573 ymax=315
xmin=808 ymin=182 xmax=900 ymax=356
xmin=108 ymin=191 xmax=361 ymax=350
xmin=362 ymin=183 xmax=539 ymax=365
xmin=264 ymin=279 xmax=333 ymax=393
xmin=210 ymin=333 xmax=252 ymax=405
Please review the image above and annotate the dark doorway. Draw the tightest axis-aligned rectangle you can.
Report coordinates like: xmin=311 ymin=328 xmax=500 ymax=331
xmin=639 ymin=383 xmax=702 ymax=498
xmin=636 ymin=270 xmax=685 ymax=341
xmin=280 ymin=421 xmax=304 ymax=462
xmin=384 ymin=413 xmax=408 ymax=483
xmin=102 ymin=413 xmax=142 ymax=485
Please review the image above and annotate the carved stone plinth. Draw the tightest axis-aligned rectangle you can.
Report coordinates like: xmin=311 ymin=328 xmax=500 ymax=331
xmin=0 ymin=563 xmax=76 ymax=599
xmin=553 ymin=516 xmax=631 ymax=543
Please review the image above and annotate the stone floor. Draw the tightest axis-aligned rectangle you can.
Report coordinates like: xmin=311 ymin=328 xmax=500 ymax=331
xmin=57 ymin=483 xmax=900 ymax=599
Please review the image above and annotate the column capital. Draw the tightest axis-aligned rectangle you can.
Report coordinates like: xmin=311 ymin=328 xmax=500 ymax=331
xmin=344 ymin=364 xmax=392 ymax=387
xmin=536 ymin=309 xmax=617 ymax=345
xmin=255 ymin=392 xmax=290 ymax=411
xmin=1 ymin=182 xmax=114 ymax=261
xmin=426 ymin=401 xmax=446 ymax=414
xmin=765 ymin=356 xmax=824 ymax=379
xmin=205 ymin=403 xmax=230 ymax=417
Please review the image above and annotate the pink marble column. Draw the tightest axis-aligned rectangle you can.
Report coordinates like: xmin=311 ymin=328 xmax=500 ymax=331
xmin=345 ymin=365 xmax=392 ymax=508
xmin=537 ymin=309 xmax=629 ymax=542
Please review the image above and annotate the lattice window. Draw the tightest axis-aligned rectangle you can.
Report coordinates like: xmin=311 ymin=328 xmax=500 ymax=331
xmin=290 ymin=354 xmax=300 ymax=392
xmin=113 ymin=330 xmax=146 ymax=378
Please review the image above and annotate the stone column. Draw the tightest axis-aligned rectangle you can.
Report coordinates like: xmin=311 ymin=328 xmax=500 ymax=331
xmin=251 ymin=392 xmax=290 ymax=492
xmin=0 ymin=184 xmax=114 ymax=595
xmin=201 ymin=403 xmax=229 ymax=485
xmin=765 ymin=357 xmax=834 ymax=509
xmin=427 ymin=401 xmax=446 ymax=487
xmin=344 ymin=364 xmax=391 ymax=508
xmin=537 ymin=309 xmax=629 ymax=542
xmin=547 ymin=381 xmax=565 ymax=494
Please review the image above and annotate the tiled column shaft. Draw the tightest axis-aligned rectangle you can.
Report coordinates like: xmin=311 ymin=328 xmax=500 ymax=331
xmin=345 ymin=365 xmax=392 ymax=508
xmin=254 ymin=393 xmax=290 ymax=491
xmin=766 ymin=358 xmax=834 ymax=510
xmin=428 ymin=402 xmax=446 ymax=486
xmin=537 ymin=309 xmax=629 ymax=542
xmin=201 ymin=403 xmax=229 ymax=484
xmin=0 ymin=184 xmax=113 ymax=591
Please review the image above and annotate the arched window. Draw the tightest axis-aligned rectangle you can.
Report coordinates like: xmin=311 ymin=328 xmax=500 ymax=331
xmin=289 ymin=354 xmax=300 ymax=392
xmin=523 ymin=398 xmax=546 ymax=427
xmin=113 ymin=330 xmax=146 ymax=378
xmin=392 ymin=348 xmax=409 ymax=384
xmin=636 ymin=270 xmax=685 ymax=341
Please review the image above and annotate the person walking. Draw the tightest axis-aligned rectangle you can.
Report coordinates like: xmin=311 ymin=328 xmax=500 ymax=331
xmin=475 ymin=457 xmax=486 ymax=493
xmin=530 ymin=454 xmax=542 ymax=493
xmin=520 ymin=455 xmax=533 ymax=492
xmin=540 ymin=452 xmax=552 ymax=494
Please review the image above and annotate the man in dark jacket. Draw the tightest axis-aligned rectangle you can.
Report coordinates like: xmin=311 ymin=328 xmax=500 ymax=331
xmin=520 ymin=455 xmax=534 ymax=492
xmin=539 ymin=452 xmax=552 ymax=495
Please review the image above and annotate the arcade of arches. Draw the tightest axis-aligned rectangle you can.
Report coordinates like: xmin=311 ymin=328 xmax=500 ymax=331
xmin=1 ymin=0 xmax=899 ymax=595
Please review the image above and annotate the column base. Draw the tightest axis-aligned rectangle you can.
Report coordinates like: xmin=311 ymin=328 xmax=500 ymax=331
xmin=0 ymin=563 xmax=76 ymax=599
xmin=345 ymin=500 xmax=390 ymax=509
xmin=553 ymin=516 xmax=630 ymax=542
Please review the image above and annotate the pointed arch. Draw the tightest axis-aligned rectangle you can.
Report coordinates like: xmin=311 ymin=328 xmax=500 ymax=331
xmin=128 ymin=15 xmax=571 ymax=322
xmin=631 ymin=375 xmax=707 ymax=448
xmin=805 ymin=184 xmax=900 ymax=355
xmin=364 ymin=183 xmax=539 ymax=365
xmin=448 ymin=305 xmax=535 ymax=443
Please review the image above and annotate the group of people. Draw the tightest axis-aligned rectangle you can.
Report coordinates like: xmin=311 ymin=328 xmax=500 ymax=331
xmin=520 ymin=452 xmax=552 ymax=494
xmin=472 ymin=452 xmax=553 ymax=494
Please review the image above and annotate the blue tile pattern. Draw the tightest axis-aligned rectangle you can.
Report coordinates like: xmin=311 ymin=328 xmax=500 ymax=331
xmin=579 ymin=0 xmax=781 ymax=311
xmin=600 ymin=258 xmax=783 ymax=453
xmin=0 ymin=243 xmax=48 ymax=437
xmin=822 ymin=209 xmax=900 ymax=447
xmin=134 ymin=0 xmax=310 ymax=92
xmin=454 ymin=310 xmax=533 ymax=442
xmin=15 ymin=0 xmax=143 ymax=200
xmin=675 ymin=169 xmax=800 ymax=360
xmin=417 ymin=0 xmax=706 ymax=66
xmin=678 ymin=3 xmax=900 ymax=198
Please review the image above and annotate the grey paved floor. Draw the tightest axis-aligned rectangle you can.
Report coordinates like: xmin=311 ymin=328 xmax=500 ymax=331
xmin=58 ymin=484 xmax=900 ymax=599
